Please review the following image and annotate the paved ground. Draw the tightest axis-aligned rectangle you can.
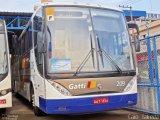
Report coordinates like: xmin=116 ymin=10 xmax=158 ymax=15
xmin=0 ymin=95 xmax=151 ymax=120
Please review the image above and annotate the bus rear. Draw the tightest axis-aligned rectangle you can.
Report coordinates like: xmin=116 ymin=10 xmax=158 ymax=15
xmin=0 ymin=20 xmax=12 ymax=110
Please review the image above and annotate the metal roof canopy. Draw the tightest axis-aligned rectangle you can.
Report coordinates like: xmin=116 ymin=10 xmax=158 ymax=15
xmin=123 ymin=10 xmax=147 ymax=21
xmin=0 ymin=12 xmax=32 ymax=30
xmin=124 ymin=10 xmax=146 ymax=17
xmin=0 ymin=12 xmax=32 ymax=54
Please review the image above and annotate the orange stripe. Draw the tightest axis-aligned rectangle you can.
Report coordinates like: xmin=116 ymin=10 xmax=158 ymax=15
xmin=46 ymin=7 xmax=55 ymax=16
xmin=41 ymin=0 xmax=52 ymax=3
xmin=90 ymin=81 xmax=97 ymax=88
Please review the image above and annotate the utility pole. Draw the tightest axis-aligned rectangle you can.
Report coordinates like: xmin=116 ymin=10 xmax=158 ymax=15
xmin=119 ymin=5 xmax=135 ymax=41
xmin=119 ymin=5 xmax=133 ymax=22
xmin=145 ymin=20 xmax=150 ymax=37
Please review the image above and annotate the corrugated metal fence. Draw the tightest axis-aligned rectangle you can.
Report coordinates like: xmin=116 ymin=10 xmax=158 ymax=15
xmin=131 ymin=34 xmax=160 ymax=114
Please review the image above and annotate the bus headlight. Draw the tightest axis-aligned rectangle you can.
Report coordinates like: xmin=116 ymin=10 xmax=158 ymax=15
xmin=49 ymin=81 xmax=72 ymax=96
xmin=123 ymin=79 xmax=135 ymax=92
xmin=0 ymin=88 xmax=11 ymax=96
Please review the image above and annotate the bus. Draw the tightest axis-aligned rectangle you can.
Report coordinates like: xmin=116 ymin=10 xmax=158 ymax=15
xmin=12 ymin=2 xmax=139 ymax=116
xmin=0 ymin=20 xmax=12 ymax=112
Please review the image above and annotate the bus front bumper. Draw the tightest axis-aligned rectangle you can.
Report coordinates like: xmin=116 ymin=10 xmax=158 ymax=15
xmin=39 ymin=93 xmax=137 ymax=114
xmin=0 ymin=92 xmax=12 ymax=109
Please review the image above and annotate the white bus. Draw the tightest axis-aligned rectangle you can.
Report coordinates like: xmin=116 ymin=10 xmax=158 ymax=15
xmin=0 ymin=20 xmax=12 ymax=112
xmin=12 ymin=2 xmax=139 ymax=116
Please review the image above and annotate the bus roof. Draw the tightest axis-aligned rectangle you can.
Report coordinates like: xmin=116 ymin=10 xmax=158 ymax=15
xmin=40 ymin=2 xmax=122 ymax=12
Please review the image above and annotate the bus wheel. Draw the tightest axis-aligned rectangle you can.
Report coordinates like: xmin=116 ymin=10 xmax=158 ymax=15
xmin=30 ymin=87 xmax=46 ymax=116
xmin=12 ymin=80 xmax=16 ymax=93
xmin=0 ymin=108 xmax=6 ymax=114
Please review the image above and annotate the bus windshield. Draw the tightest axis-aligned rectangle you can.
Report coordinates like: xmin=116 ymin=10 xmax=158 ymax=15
xmin=0 ymin=33 xmax=7 ymax=74
xmin=45 ymin=7 xmax=135 ymax=74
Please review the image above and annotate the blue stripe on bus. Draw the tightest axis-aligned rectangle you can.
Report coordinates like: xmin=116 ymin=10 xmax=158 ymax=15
xmin=39 ymin=93 xmax=137 ymax=114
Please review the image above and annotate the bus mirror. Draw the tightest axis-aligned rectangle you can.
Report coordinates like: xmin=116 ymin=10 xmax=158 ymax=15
xmin=128 ymin=22 xmax=140 ymax=52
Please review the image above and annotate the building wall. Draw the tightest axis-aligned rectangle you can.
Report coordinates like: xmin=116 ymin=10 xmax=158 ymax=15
xmin=137 ymin=19 xmax=160 ymax=37
xmin=136 ymin=19 xmax=160 ymax=50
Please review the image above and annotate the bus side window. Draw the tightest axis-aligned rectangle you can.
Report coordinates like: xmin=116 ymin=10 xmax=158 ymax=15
xmin=18 ymin=41 xmax=21 ymax=56
xmin=25 ymin=29 xmax=29 ymax=52
xmin=33 ymin=8 xmax=43 ymax=66
xmin=23 ymin=24 xmax=32 ymax=53
xmin=20 ymin=39 xmax=22 ymax=56
xmin=28 ymin=23 xmax=32 ymax=49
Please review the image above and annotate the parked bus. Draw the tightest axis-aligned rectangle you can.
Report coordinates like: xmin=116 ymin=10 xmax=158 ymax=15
xmin=0 ymin=20 xmax=12 ymax=112
xmin=12 ymin=2 xmax=139 ymax=116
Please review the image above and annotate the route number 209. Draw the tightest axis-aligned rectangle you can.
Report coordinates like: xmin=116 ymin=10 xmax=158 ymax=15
xmin=116 ymin=81 xmax=126 ymax=86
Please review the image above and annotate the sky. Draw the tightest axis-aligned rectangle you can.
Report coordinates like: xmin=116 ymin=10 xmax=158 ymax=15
xmin=0 ymin=0 xmax=159 ymax=13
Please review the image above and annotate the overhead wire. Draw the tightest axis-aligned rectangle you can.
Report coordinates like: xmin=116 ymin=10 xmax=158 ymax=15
xmin=122 ymin=0 xmax=143 ymax=6
xmin=121 ymin=0 xmax=153 ymax=13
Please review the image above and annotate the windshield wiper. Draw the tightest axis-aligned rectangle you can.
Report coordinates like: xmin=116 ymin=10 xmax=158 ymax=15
xmin=90 ymin=34 xmax=95 ymax=68
xmin=96 ymin=34 xmax=122 ymax=73
xmin=73 ymin=34 xmax=95 ymax=76
xmin=73 ymin=34 xmax=122 ymax=76
xmin=96 ymin=35 xmax=104 ymax=68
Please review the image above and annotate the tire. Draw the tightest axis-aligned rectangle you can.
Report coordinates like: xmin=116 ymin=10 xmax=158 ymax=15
xmin=30 ymin=85 xmax=46 ymax=116
xmin=14 ymin=92 xmax=19 ymax=98
xmin=12 ymin=80 xmax=16 ymax=93
xmin=0 ymin=108 xmax=6 ymax=114
xmin=13 ymin=80 xmax=18 ymax=94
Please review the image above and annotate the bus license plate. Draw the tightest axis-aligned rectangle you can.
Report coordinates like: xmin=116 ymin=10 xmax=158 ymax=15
xmin=0 ymin=99 xmax=6 ymax=104
xmin=93 ymin=97 xmax=109 ymax=104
